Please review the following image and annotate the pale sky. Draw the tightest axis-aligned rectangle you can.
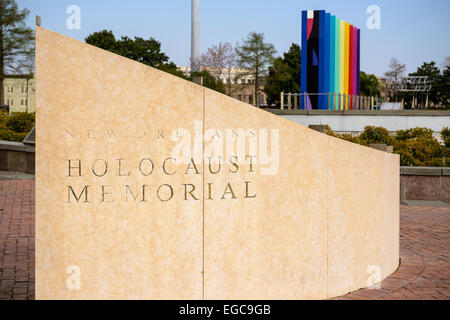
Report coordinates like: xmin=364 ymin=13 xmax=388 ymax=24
xmin=19 ymin=0 xmax=450 ymax=76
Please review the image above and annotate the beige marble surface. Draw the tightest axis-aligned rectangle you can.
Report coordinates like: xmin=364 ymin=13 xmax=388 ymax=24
xmin=35 ymin=26 xmax=399 ymax=300
xmin=326 ymin=137 xmax=399 ymax=298
xmin=203 ymin=90 xmax=328 ymax=299
xmin=36 ymin=27 xmax=204 ymax=299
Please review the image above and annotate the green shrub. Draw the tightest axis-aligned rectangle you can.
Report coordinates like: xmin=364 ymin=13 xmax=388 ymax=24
xmin=441 ymin=127 xmax=450 ymax=139
xmin=392 ymin=141 xmax=422 ymax=166
xmin=0 ymin=113 xmax=7 ymax=127
xmin=393 ymin=137 xmax=442 ymax=166
xmin=0 ymin=112 xmax=35 ymax=142
xmin=324 ymin=125 xmax=338 ymax=137
xmin=325 ymin=125 xmax=366 ymax=145
xmin=6 ymin=112 xmax=35 ymax=134
xmin=395 ymin=127 xmax=434 ymax=141
xmin=0 ymin=128 xmax=27 ymax=142
xmin=325 ymin=124 xmax=449 ymax=167
xmin=339 ymin=133 xmax=366 ymax=145
xmin=442 ymin=127 xmax=450 ymax=148
xmin=359 ymin=126 xmax=394 ymax=145
xmin=392 ymin=127 xmax=446 ymax=166
xmin=444 ymin=137 xmax=450 ymax=149
xmin=423 ymin=158 xmax=447 ymax=167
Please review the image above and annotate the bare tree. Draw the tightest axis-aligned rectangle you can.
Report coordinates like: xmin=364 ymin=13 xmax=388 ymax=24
xmin=384 ymin=58 xmax=406 ymax=101
xmin=198 ymin=42 xmax=236 ymax=95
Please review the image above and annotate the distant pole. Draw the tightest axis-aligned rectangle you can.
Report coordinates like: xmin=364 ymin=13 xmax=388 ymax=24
xmin=191 ymin=0 xmax=200 ymax=73
xmin=280 ymin=92 xmax=284 ymax=110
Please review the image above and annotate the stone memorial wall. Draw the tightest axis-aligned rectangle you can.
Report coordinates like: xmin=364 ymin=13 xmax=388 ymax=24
xmin=36 ymin=27 xmax=399 ymax=299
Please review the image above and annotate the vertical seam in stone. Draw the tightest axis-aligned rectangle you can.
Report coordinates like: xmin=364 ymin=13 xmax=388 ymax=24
xmin=326 ymin=139 xmax=329 ymax=298
xmin=202 ymin=87 xmax=205 ymax=300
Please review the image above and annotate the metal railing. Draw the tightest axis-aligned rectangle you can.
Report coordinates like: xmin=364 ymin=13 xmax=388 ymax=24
xmin=280 ymin=92 xmax=379 ymax=110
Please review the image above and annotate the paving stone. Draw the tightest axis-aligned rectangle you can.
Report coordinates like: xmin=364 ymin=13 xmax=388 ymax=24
xmin=336 ymin=204 xmax=450 ymax=300
xmin=0 ymin=180 xmax=35 ymax=300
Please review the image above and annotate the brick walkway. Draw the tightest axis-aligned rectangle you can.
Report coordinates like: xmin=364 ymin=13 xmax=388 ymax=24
xmin=0 ymin=180 xmax=34 ymax=300
xmin=0 ymin=179 xmax=448 ymax=300
xmin=336 ymin=205 xmax=450 ymax=300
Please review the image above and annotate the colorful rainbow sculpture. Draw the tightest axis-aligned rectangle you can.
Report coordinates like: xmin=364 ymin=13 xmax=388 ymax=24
xmin=301 ymin=10 xmax=360 ymax=110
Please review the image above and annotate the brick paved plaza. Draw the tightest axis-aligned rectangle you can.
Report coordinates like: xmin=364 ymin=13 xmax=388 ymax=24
xmin=0 ymin=180 xmax=34 ymax=300
xmin=0 ymin=179 xmax=448 ymax=300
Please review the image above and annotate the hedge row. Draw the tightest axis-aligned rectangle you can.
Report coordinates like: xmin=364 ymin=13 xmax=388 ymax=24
xmin=0 ymin=112 xmax=35 ymax=142
xmin=325 ymin=125 xmax=450 ymax=167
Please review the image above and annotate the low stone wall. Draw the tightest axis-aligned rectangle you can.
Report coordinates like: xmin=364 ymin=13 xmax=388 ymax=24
xmin=268 ymin=109 xmax=450 ymax=142
xmin=0 ymin=140 xmax=35 ymax=174
xmin=400 ymin=167 xmax=449 ymax=202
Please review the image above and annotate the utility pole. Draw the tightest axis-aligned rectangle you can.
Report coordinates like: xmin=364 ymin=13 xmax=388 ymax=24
xmin=191 ymin=0 xmax=200 ymax=73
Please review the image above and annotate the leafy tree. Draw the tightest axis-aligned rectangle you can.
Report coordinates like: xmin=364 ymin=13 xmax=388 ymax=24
xmin=443 ymin=56 xmax=450 ymax=69
xmin=86 ymin=30 xmax=174 ymax=69
xmin=436 ymin=65 xmax=450 ymax=107
xmin=84 ymin=30 xmax=117 ymax=51
xmin=235 ymin=32 xmax=276 ymax=108
xmin=0 ymin=0 xmax=34 ymax=105
xmin=264 ymin=58 xmax=291 ymax=106
xmin=264 ymin=43 xmax=301 ymax=106
xmin=115 ymin=36 xmax=172 ymax=67
xmin=85 ymin=30 xmax=190 ymax=81
xmin=408 ymin=61 xmax=441 ymax=106
xmin=86 ymin=30 xmax=239 ymax=93
xmin=413 ymin=61 xmax=441 ymax=79
xmin=158 ymin=62 xmax=189 ymax=79
xmin=359 ymin=71 xmax=380 ymax=97
xmin=190 ymin=70 xmax=225 ymax=94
